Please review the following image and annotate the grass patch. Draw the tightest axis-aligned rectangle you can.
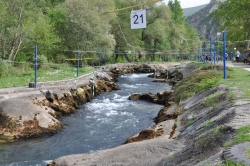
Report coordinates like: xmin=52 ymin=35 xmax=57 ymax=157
xmin=220 ymin=67 xmax=250 ymax=98
xmin=203 ymin=119 xmax=212 ymax=127
xmin=186 ymin=115 xmax=196 ymax=126
xmin=246 ymin=148 xmax=250 ymax=158
xmin=174 ymin=62 xmax=250 ymax=102
xmin=174 ymin=69 xmax=222 ymax=102
xmin=224 ymin=125 xmax=250 ymax=148
xmin=202 ymin=92 xmax=223 ymax=108
xmin=0 ymin=63 xmax=93 ymax=88
xmin=218 ymin=159 xmax=246 ymax=166
xmin=196 ymin=126 xmax=223 ymax=149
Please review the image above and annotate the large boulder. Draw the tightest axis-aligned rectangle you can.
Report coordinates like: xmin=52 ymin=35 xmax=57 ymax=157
xmin=123 ymin=127 xmax=164 ymax=144
xmin=129 ymin=91 xmax=173 ymax=105
xmin=0 ymin=97 xmax=61 ymax=139
xmin=156 ymin=91 xmax=174 ymax=105
xmin=94 ymin=72 xmax=113 ymax=82
xmin=154 ymin=104 xmax=179 ymax=124
xmin=129 ymin=92 xmax=158 ymax=103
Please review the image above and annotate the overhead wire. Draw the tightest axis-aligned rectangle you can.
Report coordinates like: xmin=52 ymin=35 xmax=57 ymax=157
xmin=105 ymin=0 xmax=163 ymax=13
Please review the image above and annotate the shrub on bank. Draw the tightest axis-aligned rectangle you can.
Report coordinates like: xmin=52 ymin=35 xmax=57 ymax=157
xmin=173 ymin=64 xmax=222 ymax=102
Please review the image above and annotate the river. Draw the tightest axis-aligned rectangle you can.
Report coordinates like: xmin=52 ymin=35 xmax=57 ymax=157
xmin=0 ymin=73 xmax=171 ymax=166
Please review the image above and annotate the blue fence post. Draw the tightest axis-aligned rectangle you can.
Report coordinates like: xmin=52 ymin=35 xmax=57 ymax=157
xmin=210 ymin=38 xmax=212 ymax=64
xmin=214 ymin=39 xmax=216 ymax=64
xmin=204 ymin=42 xmax=206 ymax=63
xmin=203 ymin=42 xmax=206 ymax=63
xmin=198 ymin=45 xmax=200 ymax=62
xmin=34 ymin=44 xmax=38 ymax=88
xmin=223 ymin=30 xmax=227 ymax=79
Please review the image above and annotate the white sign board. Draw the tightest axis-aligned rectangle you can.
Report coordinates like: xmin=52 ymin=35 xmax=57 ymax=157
xmin=131 ymin=9 xmax=146 ymax=29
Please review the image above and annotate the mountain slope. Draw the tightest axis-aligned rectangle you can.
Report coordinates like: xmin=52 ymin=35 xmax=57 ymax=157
xmin=183 ymin=4 xmax=208 ymax=17
xmin=185 ymin=0 xmax=221 ymax=39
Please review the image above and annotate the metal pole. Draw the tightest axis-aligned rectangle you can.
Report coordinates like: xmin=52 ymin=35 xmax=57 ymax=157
xmin=104 ymin=50 xmax=106 ymax=65
xmin=203 ymin=42 xmax=206 ymax=63
xmin=204 ymin=42 xmax=206 ymax=63
xmin=92 ymin=68 xmax=95 ymax=96
xmin=74 ymin=68 xmax=77 ymax=94
xmin=77 ymin=48 xmax=80 ymax=77
xmin=98 ymin=49 xmax=101 ymax=69
xmin=223 ymin=30 xmax=227 ymax=79
xmin=214 ymin=38 xmax=216 ymax=64
xmin=154 ymin=63 xmax=156 ymax=79
xmin=34 ymin=44 xmax=38 ymax=88
xmin=198 ymin=45 xmax=200 ymax=62
xmin=210 ymin=38 xmax=212 ymax=64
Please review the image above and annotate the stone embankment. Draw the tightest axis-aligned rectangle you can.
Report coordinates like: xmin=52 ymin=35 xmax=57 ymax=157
xmin=0 ymin=63 xmax=181 ymax=141
xmin=0 ymin=70 xmax=119 ymax=140
xmin=49 ymin=63 xmax=250 ymax=166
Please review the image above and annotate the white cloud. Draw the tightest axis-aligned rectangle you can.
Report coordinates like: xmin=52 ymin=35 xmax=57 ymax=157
xmin=163 ymin=0 xmax=210 ymax=8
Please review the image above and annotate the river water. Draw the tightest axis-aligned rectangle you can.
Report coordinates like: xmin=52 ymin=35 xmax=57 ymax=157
xmin=0 ymin=73 xmax=171 ymax=166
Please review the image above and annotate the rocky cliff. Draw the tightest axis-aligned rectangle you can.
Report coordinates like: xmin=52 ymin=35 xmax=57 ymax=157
xmin=185 ymin=0 xmax=224 ymax=39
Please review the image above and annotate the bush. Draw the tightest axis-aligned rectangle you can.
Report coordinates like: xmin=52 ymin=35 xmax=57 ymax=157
xmin=0 ymin=61 xmax=18 ymax=77
xmin=174 ymin=69 xmax=222 ymax=102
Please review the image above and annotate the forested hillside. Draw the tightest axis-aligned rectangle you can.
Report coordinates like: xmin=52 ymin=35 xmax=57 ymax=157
xmin=0 ymin=0 xmax=199 ymax=64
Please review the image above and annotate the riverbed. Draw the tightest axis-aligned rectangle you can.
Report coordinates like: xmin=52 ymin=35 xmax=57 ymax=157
xmin=0 ymin=73 xmax=171 ymax=166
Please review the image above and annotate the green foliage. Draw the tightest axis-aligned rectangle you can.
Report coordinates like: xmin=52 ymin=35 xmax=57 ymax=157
xmin=0 ymin=61 xmax=17 ymax=77
xmin=168 ymin=154 xmax=176 ymax=161
xmin=210 ymin=0 xmax=250 ymax=49
xmin=196 ymin=127 xmax=223 ymax=149
xmin=222 ymin=159 xmax=246 ymax=166
xmin=174 ymin=68 xmax=222 ymax=102
xmin=202 ymin=91 xmax=224 ymax=106
xmin=15 ymin=52 xmax=31 ymax=62
xmin=187 ymin=115 xmax=196 ymax=126
xmin=0 ymin=0 xmax=199 ymax=62
xmin=203 ymin=119 xmax=212 ymax=127
xmin=168 ymin=0 xmax=185 ymax=24
xmin=61 ymin=0 xmax=116 ymax=52
xmin=0 ymin=62 xmax=93 ymax=88
xmin=38 ymin=54 xmax=49 ymax=65
xmin=111 ymin=0 xmax=199 ymax=58
xmin=246 ymin=148 xmax=250 ymax=159
xmin=221 ymin=67 xmax=250 ymax=98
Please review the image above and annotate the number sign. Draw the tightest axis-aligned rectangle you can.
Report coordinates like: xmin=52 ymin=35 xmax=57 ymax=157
xmin=131 ymin=9 xmax=146 ymax=29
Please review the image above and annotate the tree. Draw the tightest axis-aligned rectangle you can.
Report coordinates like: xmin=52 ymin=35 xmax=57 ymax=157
xmin=0 ymin=0 xmax=62 ymax=61
xmin=0 ymin=0 xmax=28 ymax=60
xmin=111 ymin=1 xmax=171 ymax=53
xmin=55 ymin=0 xmax=116 ymax=55
xmin=111 ymin=0 xmax=199 ymax=61
xmin=211 ymin=0 xmax=250 ymax=50
xmin=168 ymin=0 xmax=185 ymax=24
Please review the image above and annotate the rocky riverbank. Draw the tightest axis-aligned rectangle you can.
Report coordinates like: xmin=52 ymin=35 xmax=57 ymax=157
xmin=0 ymin=71 xmax=119 ymax=140
xmin=0 ymin=63 xmax=181 ymax=142
xmin=48 ymin=63 xmax=250 ymax=166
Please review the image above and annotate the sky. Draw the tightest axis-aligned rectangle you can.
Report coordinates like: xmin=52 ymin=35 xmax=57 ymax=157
xmin=163 ymin=0 xmax=211 ymax=8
